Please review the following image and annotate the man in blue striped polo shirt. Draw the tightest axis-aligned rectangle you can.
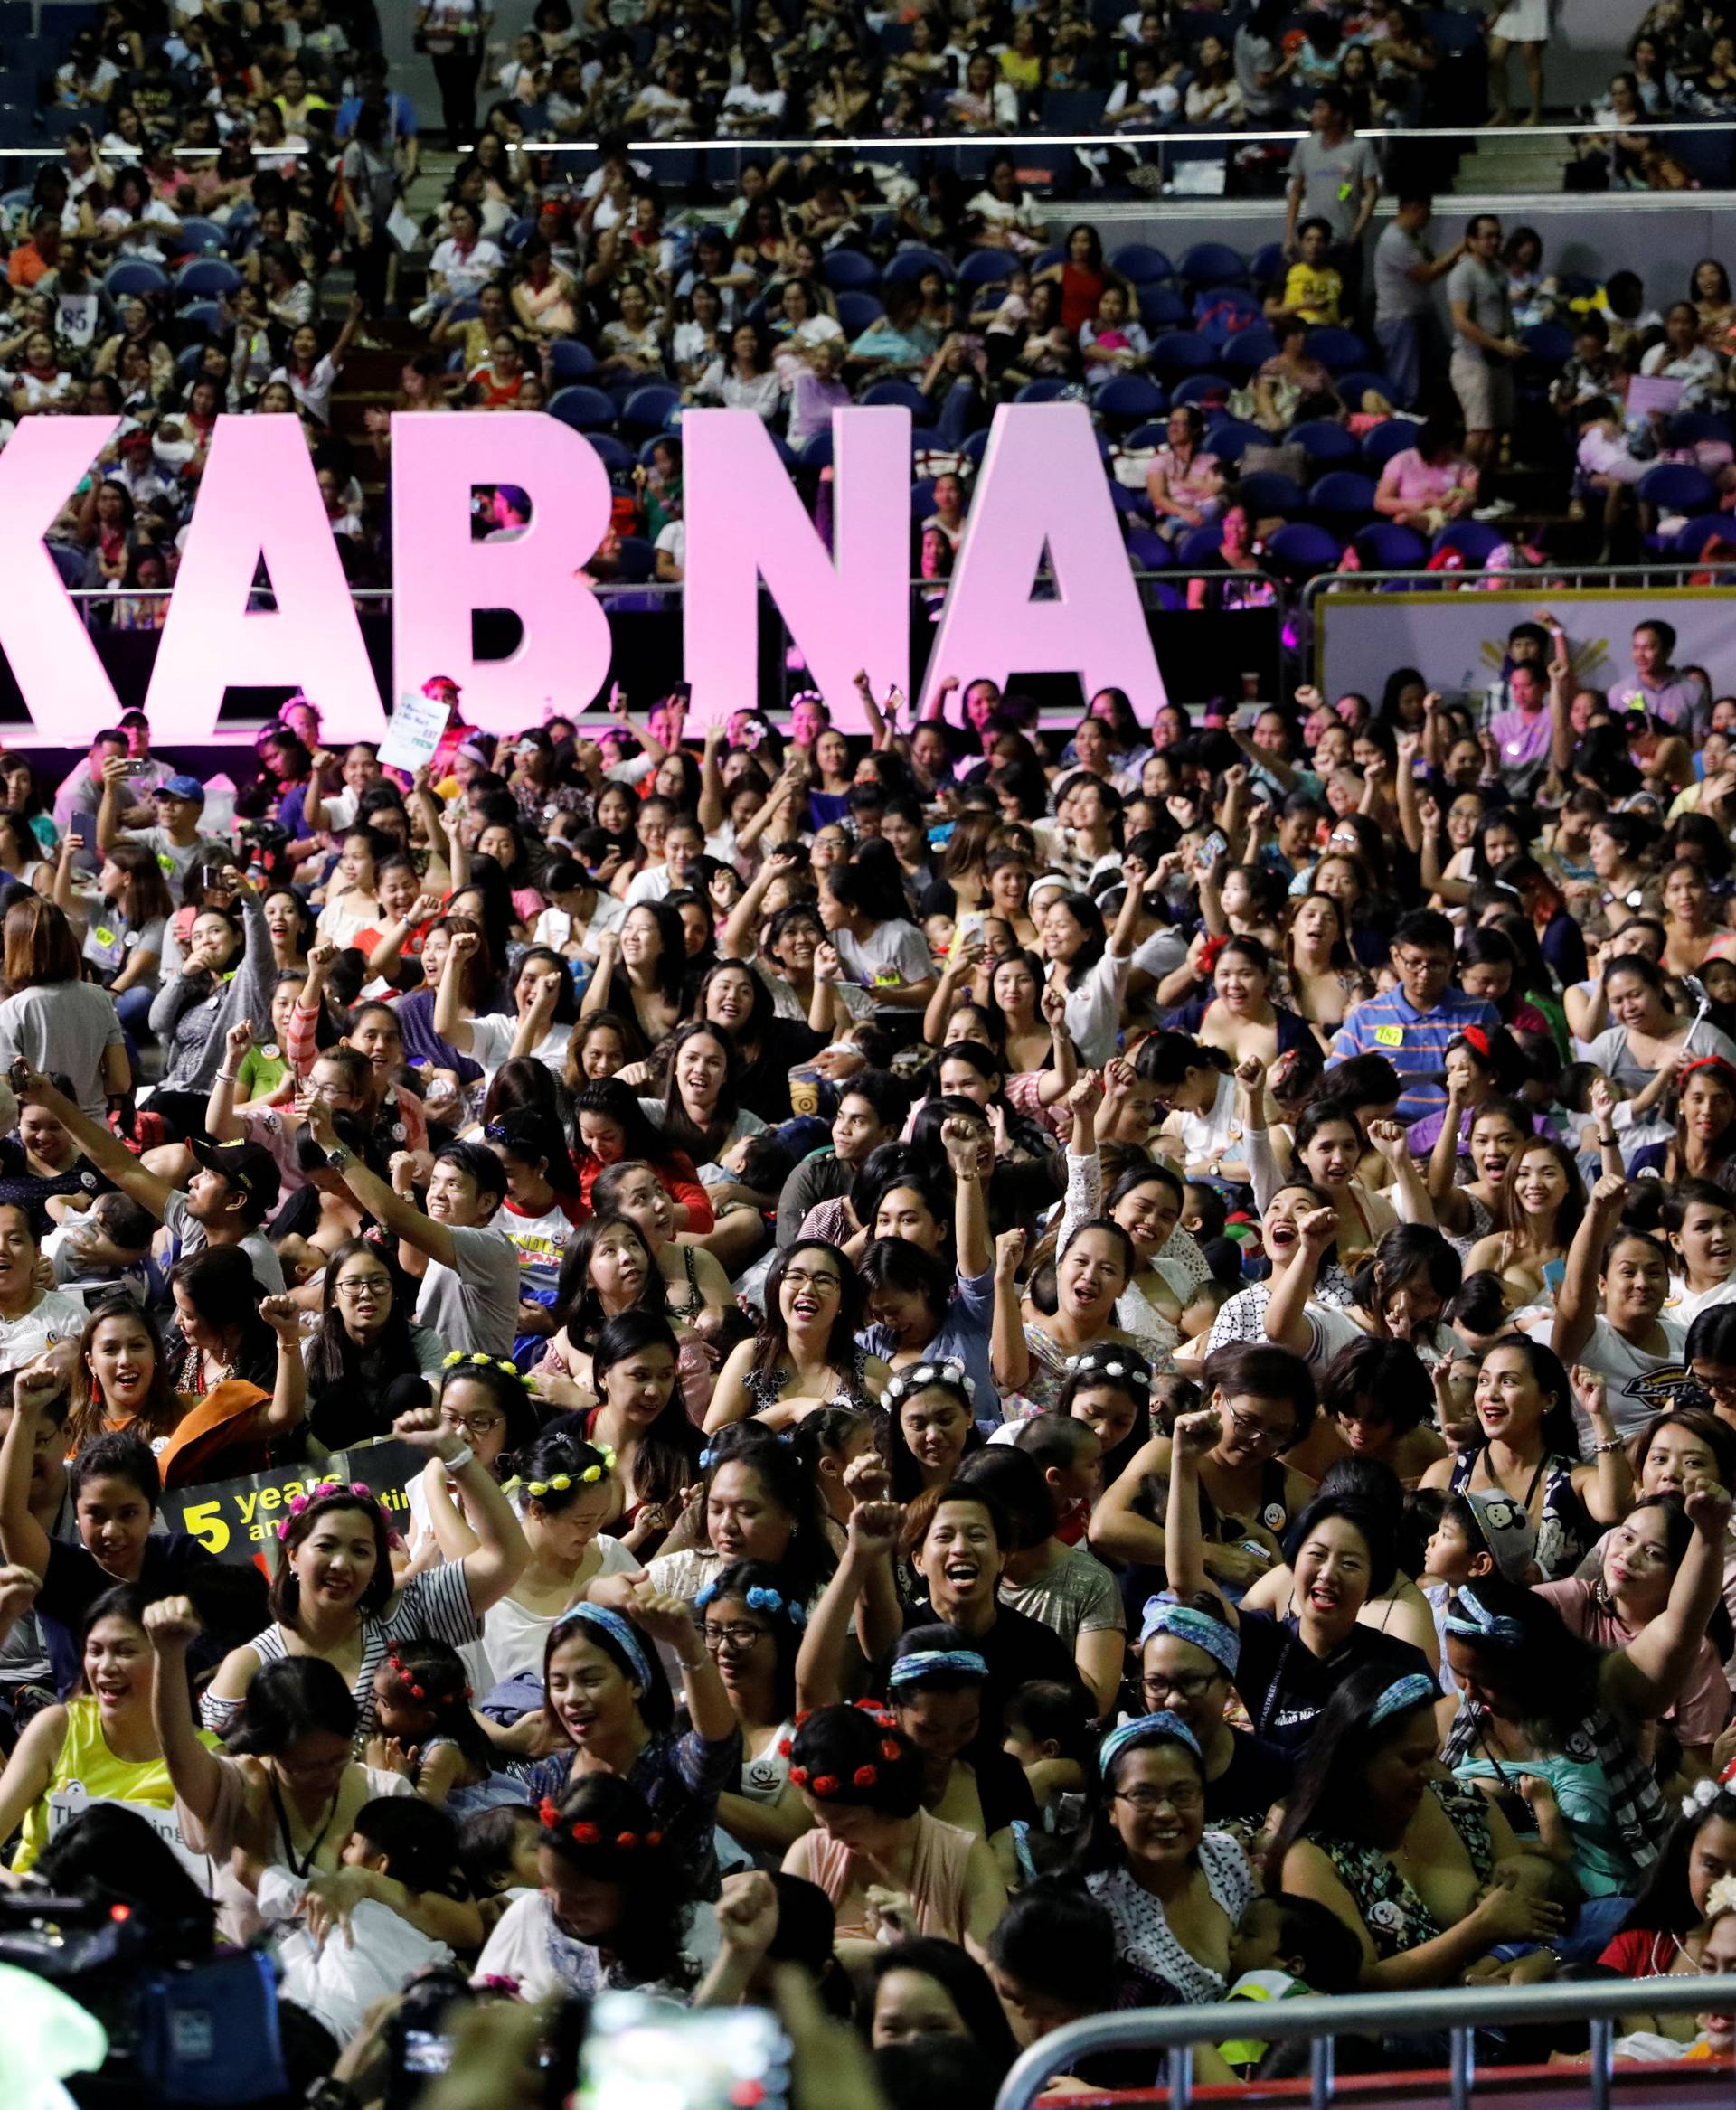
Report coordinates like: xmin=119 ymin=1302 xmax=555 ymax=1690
xmin=1326 ymin=909 xmax=1500 ymax=1126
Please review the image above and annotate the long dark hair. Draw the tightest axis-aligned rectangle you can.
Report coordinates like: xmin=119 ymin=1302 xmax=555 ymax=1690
xmin=660 ymin=1021 xmax=744 ymax=1163
xmin=1443 ymin=1574 xmax=1604 ymax=1747
xmin=554 ymin=1214 xmax=667 ymax=1351
xmin=536 ymin=1776 xmax=696 ymax=1987
xmin=1264 ymin=1660 xmax=1438 ymax=1883
xmin=754 ymin=1239 xmax=864 ymax=1392
xmin=167 ymin=1246 xmax=277 ymax=1385
xmin=303 ymin=1237 xmax=423 ymax=1395
xmin=589 ymin=1311 xmax=699 ymax=1512
xmin=863 ymin=1939 xmax=1019 ymax=2080
xmin=703 ymin=1556 xmax=805 ymax=1715
xmin=1621 ymin=1785 xmax=1736 ymax=1937
xmin=67 ymin=1291 xmax=180 ymax=1450
xmin=575 ymin=1077 xmax=691 ymax=1178
xmin=695 ymin=1421 xmax=837 ymax=1606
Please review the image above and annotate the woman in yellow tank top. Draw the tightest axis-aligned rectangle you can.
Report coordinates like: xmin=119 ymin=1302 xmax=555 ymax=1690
xmin=0 ymin=1579 xmax=217 ymax=1873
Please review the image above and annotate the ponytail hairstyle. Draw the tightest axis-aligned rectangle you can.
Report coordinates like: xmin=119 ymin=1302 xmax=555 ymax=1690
xmin=1134 ymin=1031 xmax=1234 ymax=1090
xmin=787 ymin=1700 xmax=926 ymax=1817
xmin=374 ymin=1638 xmax=498 ymax=1777
xmin=501 ymin=1428 xmax=618 ymax=1516
xmin=1351 ymin=1224 xmax=1461 ymax=1343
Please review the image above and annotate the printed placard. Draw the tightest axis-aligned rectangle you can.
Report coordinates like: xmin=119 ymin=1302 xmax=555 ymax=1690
xmin=158 ymin=1436 xmax=423 ymax=1569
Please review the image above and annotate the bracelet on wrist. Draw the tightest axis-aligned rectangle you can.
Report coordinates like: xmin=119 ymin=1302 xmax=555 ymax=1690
xmin=441 ymin=1442 xmax=476 ymax=1474
xmin=1590 ymin=1436 xmax=1625 ymax=1455
xmin=217 ymin=1071 xmax=238 ymax=1084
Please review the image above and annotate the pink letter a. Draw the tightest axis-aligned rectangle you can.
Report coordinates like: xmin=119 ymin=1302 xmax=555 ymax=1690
xmin=921 ymin=404 xmax=1166 ymax=718
xmin=147 ymin=416 xmax=385 ymax=739
xmin=391 ymin=411 xmax=613 ymax=731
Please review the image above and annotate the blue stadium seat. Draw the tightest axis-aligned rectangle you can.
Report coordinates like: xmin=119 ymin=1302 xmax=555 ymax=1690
xmin=49 ymin=542 xmax=86 ymax=589
xmin=1356 ymin=523 xmax=1429 ymax=570
xmin=1676 ymin=513 xmax=1734 ymax=556
xmin=503 ymin=216 xmax=536 ymax=250
xmin=1236 ymin=471 xmax=1305 ymax=518
xmin=615 ymin=535 xmax=656 ymax=582
xmin=1177 ymin=523 xmax=1223 ymax=566
xmin=1127 ymin=420 xmax=1169 ymax=448
xmin=883 ymin=246 xmax=953 ymax=283
xmin=1171 ymin=373 xmax=1230 ymax=409
xmin=1094 ymin=373 xmax=1165 ymax=423
xmin=1110 ymin=242 xmax=1174 ymax=284
xmin=1266 ymin=522 xmax=1344 ymax=574
xmin=104 ymin=259 xmax=169 ymax=298
xmin=175 ymin=258 xmax=241 ymax=299
xmin=1194 ymin=286 xmax=1261 ymax=344
xmin=1150 ymin=331 xmax=1217 ymax=382
xmin=1520 ymin=321 xmax=1574 ymax=369
xmin=1125 ymin=528 xmax=1174 ymax=570
xmin=957 ymin=250 xmax=1015 ymax=290
xmin=1177 ymin=241 xmax=1245 ymax=288
xmin=1137 ymin=284 xmax=1190 ymax=330
xmin=549 ymin=339 xmax=597 ymax=382
xmin=836 ymin=291 xmax=884 ymax=336
xmin=1220 ymin=328 xmax=1278 ymax=378
xmin=1291 ymin=419 xmax=1358 ymax=464
xmin=1638 ymin=463 xmax=1716 ymax=513
xmin=1308 ymin=469 xmax=1378 ymax=523
xmin=1432 ymin=520 xmax=1509 ymax=562
xmin=1305 ymin=325 xmax=1365 ymax=374
xmin=1014 ymin=377 xmax=1071 ymax=402
xmin=166 ymin=217 xmax=223 ymax=255
xmin=800 ymin=429 xmax=834 ymax=469
xmin=1202 ymin=419 xmax=1265 ymax=464
xmin=1362 ymin=420 xmax=1419 ymax=466
xmin=1335 ymin=370 xmax=1392 ymax=407
xmin=960 ymin=429 xmax=991 ymax=466
xmin=821 ymin=249 xmax=881 ymax=291
xmin=546 ymin=384 xmax=616 ymax=431
xmin=862 ymin=379 xmax=929 ymax=414
xmin=620 ymin=383 xmax=680 ymax=435
xmin=1250 ymin=241 xmax=1287 ymax=288
xmin=586 ymin=433 xmax=636 ymax=475
xmin=177 ymin=301 xmax=222 ymax=336
xmin=1668 ymin=410 xmax=1736 ymax=449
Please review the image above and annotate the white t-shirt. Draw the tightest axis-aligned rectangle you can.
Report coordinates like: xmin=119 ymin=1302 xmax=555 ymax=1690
xmin=1522 ymin=1310 xmax=1690 ymax=1441
xmin=831 ymin=920 xmax=932 ymax=1010
xmin=466 ymin=1011 xmax=571 ymax=1084
xmin=0 ymin=1289 xmax=90 ymax=1373
xmin=533 ymin=896 xmax=624 ymax=953
xmin=480 ymin=1541 xmax=643 ymax=1687
xmin=624 ymin=862 xmax=678 ymax=908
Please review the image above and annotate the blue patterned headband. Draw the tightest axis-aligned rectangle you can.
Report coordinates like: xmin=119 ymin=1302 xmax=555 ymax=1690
xmin=1443 ymin=1587 xmax=1526 ymax=1648
xmin=1137 ymin=1597 xmax=1241 ymax=1677
xmin=558 ymin=1603 xmax=653 ymax=1689
xmin=888 ymin=1648 xmax=989 ymax=1688
xmin=1099 ymin=1710 xmax=1202 ymax=1777
xmin=1368 ymin=1672 xmax=1439 ymax=1729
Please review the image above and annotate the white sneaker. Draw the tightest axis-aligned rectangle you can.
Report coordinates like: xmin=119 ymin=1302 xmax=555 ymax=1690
xmin=1472 ymin=498 xmax=1516 ymax=521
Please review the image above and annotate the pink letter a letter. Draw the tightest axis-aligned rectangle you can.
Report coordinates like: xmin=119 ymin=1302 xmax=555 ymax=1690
xmin=921 ymin=404 xmax=1166 ymax=719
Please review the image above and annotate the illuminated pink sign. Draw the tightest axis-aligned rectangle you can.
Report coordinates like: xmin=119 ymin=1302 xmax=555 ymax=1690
xmin=0 ymin=407 xmax=1169 ymax=744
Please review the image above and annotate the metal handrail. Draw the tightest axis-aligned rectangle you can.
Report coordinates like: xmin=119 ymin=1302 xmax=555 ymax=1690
xmin=995 ymin=1973 xmax=1736 ymax=2110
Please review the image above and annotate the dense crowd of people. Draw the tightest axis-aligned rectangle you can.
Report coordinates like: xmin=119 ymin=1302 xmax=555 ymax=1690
xmin=0 ymin=634 xmax=1734 ymax=2102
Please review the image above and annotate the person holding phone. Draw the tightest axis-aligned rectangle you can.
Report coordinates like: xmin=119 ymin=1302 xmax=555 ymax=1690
xmin=95 ymin=765 xmax=229 ymax=895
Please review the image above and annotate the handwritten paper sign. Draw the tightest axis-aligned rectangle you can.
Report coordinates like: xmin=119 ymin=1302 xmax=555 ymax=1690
xmin=377 ymin=690 xmax=451 ymax=775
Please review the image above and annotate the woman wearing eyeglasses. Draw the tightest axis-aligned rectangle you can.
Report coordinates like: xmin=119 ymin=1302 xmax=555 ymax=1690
xmin=401 ymin=1350 xmax=542 ymax=1589
xmin=303 ymin=1238 xmax=451 ymax=1450
xmin=1134 ymin=1596 xmax=1292 ymax=1826
xmin=704 ymin=1239 xmax=888 ymax=1434
xmin=1072 ymin=1710 xmax=1252 ymax=2006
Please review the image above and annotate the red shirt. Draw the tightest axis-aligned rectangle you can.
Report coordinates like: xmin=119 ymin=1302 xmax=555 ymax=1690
xmin=577 ymin=1150 xmax=714 ymax=1235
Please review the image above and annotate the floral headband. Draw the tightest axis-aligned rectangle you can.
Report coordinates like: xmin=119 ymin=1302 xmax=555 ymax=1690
xmin=883 ymin=1359 xmax=976 ymax=1404
xmin=277 ymin=1480 xmax=392 ymax=1543
xmin=780 ymin=1700 xmax=902 ymax=1795
xmin=504 ymin=1446 xmax=617 ymax=1497
xmin=441 ymin=1349 xmax=527 ymax=1386
xmin=537 ymin=1796 xmax=663 ymax=1851
xmin=1065 ymin=1350 xmax=1151 ymax=1388
xmin=694 ymin=1580 xmax=807 ymax=1626
xmin=383 ymin=1647 xmax=472 ymax=1707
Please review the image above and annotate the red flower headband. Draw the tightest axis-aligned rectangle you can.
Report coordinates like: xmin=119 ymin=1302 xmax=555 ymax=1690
xmin=1195 ymin=934 xmax=1229 ymax=979
xmin=1460 ymin=1025 xmax=1490 ymax=1056
xmin=536 ymin=1796 xmax=662 ymax=1851
xmin=384 ymin=1648 xmax=470 ymax=1707
xmin=781 ymin=1700 xmax=903 ymax=1794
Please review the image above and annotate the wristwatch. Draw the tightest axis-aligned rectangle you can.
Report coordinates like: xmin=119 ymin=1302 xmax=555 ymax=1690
xmin=305 ymin=2081 xmax=358 ymax=2110
xmin=324 ymin=1144 xmax=354 ymax=1172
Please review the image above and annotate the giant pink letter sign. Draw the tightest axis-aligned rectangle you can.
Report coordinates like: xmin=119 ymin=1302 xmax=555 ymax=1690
xmin=391 ymin=411 xmax=613 ymax=730
xmin=0 ymin=416 xmax=125 ymax=738
xmin=147 ymin=416 xmax=385 ymax=740
xmin=920 ymin=404 xmax=1166 ymax=719
xmin=683 ymin=407 xmax=910 ymax=732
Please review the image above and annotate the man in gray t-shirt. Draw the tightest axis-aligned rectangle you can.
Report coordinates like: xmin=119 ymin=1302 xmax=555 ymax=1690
xmin=307 ymin=1108 xmax=519 ymax=1358
xmin=1284 ymin=87 xmax=1380 ymax=250
xmin=1373 ymin=195 xmax=1464 ymax=409
xmin=1446 ymin=212 xmax=1524 ymax=459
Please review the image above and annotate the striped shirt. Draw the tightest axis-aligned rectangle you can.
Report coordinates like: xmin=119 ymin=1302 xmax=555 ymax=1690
xmin=1326 ymin=987 xmax=1500 ymax=1125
